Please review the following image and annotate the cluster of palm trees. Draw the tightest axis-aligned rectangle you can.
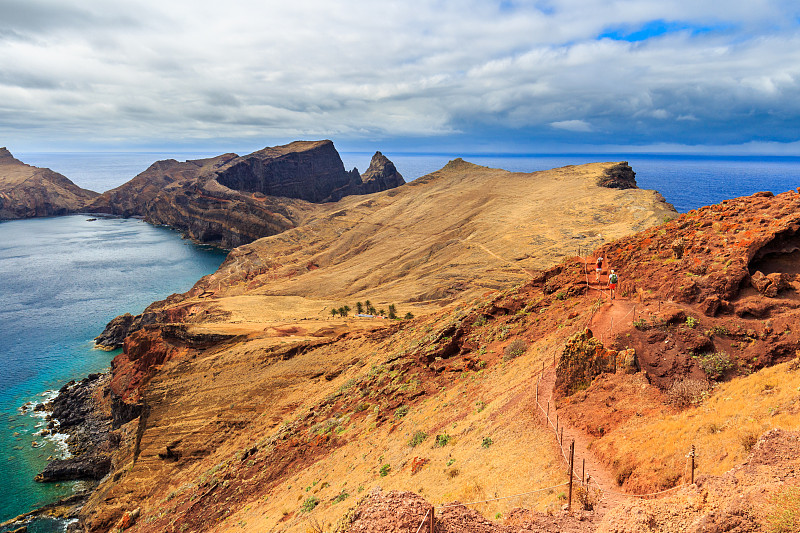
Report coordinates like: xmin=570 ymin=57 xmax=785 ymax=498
xmin=330 ymin=301 xmax=412 ymax=320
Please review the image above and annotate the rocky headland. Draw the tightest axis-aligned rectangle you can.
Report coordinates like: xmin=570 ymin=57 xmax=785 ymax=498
xmin=26 ymin=156 xmax=800 ymax=532
xmin=0 ymin=147 xmax=98 ymax=219
xmin=86 ymin=140 xmax=405 ymax=248
xmin=56 ymin=159 xmax=680 ymax=532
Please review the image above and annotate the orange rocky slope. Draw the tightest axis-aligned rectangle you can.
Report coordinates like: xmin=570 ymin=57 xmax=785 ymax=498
xmin=69 ymin=160 xmax=681 ymax=531
xmin=71 ymin=176 xmax=800 ymax=532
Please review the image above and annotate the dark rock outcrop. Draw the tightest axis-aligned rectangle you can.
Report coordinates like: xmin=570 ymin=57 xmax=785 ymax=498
xmin=325 ymin=151 xmax=405 ymax=201
xmin=597 ymin=162 xmax=637 ymax=189
xmin=94 ymin=312 xmax=157 ymax=350
xmin=215 ymin=140 xmax=358 ymax=202
xmin=86 ymin=140 xmax=404 ymax=248
xmin=36 ymin=374 xmax=113 ymax=483
xmin=0 ymin=147 xmax=99 ymax=219
xmin=36 ymin=455 xmax=112 ymax=482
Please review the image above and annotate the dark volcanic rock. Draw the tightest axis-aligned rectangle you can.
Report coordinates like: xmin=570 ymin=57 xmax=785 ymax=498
xmin=36 ymin=455 xmax=112 ymax=482
xmin=94 ymin=312 xmax=157 ymax=349
xmin=216 ymin=140 xmax=357 ymax=202
xmin=86 ymin=140 xmax=404 ymax=248
xmin=0 ymin=147 xmax=99 ymax=219
xmin=597 ymin=162 xmax=637 ymax=189
xmin=36 ymin=373 xmax=113 ymax=483
xmin=325 ymin=151 xmax=405 ymax=201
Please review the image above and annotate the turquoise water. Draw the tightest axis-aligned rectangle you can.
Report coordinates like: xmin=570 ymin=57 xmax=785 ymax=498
xmin=0 ymin=215 xmax=226 ymax=525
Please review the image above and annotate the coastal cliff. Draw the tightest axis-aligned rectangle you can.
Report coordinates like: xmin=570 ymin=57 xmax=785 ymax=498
xmin=86 ymin=140 xmax=404 ymax=248
xmin=0 ymin=148 xmax=99 ymax=219
xmin=64 ymin=160 xmax=689 ymax=532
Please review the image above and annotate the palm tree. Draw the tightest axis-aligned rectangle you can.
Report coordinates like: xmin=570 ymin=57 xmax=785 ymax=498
xmin=388 ymin=304 xmax=397 ymax=319
xmin=356 ymin=302 xmax=364 ymax=314
xmin=330 ymin=308 xmax=338 ymax=317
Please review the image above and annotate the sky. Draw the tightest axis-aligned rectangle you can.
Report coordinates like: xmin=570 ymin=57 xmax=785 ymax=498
xmin=2 ymin=0 xmax=800 ymax=154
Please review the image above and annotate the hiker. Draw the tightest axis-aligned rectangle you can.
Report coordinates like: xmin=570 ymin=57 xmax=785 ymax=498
xmin=608 ymin=269 xmax=618 ymax=300
xmin=595 ymin=256 xmax=603 ymax=282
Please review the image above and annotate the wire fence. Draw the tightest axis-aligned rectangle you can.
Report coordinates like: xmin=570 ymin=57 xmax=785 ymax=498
xmin=534 ymin=361 xmax=696 ymax=507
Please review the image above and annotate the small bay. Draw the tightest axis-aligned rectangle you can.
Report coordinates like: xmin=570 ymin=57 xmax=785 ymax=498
xmin=0 ymin=215 xmax=226 ymax=524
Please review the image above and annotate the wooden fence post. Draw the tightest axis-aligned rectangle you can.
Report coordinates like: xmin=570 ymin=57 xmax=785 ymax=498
xmin=429 ymin=505 xmax=434 ymax=533
xmin=690 ymin=444 xmax=696 ymax=484
xmin=581 ymin=459 xmax=585 ymax=489
xmin=560 ymin=427 xmax=563 ymax=446
xmin=568 ymin=440 xmax=575 ymax=512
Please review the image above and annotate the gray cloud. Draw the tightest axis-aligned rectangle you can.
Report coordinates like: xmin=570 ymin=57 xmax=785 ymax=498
xmin=0 ymin=0 xmax=799 ymax=150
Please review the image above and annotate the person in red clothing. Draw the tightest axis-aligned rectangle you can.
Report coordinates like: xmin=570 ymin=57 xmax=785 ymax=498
xmin=595 ymin=256 xmax=603 ymax=282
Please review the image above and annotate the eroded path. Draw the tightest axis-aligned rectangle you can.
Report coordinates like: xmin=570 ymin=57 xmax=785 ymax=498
xmin=536 ymin=367 xmax=629 ymax=514
xmin=533 ymin=258 xmax=637 ymax=513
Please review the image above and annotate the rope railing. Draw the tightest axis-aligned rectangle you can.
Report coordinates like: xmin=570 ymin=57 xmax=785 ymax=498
xmin=435 ymin=481 xmax=571 ymax=509
xmin=534 ymin=360 xmax=696 ymax=508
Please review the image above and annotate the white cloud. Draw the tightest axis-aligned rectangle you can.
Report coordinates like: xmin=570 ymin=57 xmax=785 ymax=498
xmin=0 ymin=0 xmax=799 ymax=150
xmin=550 ymin=119 xmax=593 ymax=132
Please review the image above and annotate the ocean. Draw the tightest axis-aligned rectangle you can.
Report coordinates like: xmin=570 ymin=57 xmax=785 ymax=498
xmin=2 ymin=150 xmax=800 ymax=529
xmin=0 ymin=215 xmax=227 ymax=529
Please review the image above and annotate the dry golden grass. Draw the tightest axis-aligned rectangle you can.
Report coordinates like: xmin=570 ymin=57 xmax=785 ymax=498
xmin=592 ymin=358 xmax=800 ymax=491
xmin=209 ymin=331 xmax=573 ymax=532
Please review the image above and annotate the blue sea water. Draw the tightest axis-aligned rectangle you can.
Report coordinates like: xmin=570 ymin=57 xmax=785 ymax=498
xmin=0 ymin=215 xmax=226 ymax=527
xmin=2 ymin=150 xmax=800 ymax=528
xmin=340 ymin=153 xmax=800 ymax=213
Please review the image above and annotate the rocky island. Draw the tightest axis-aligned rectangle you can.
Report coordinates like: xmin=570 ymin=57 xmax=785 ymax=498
xmin=0 ymin=147 xmax=98 ymax=219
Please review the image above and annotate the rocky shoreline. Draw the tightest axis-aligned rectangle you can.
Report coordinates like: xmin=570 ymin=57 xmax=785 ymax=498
xmin=0 ymin=375 xmax=114 ymax=532
xmin=33 ymin=373 xmax=114 ymax=484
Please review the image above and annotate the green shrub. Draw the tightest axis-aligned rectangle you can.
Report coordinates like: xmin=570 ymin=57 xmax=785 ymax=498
xmin=379 ymin=464 xmax=391 ymax=477
xmin=333 ymin=490 xmax=349 ymax=504
xmin=435 ymin=433 xmax=451 ymax=447
xmin=693 ymin=351 xmax=734 ymax=378
xmin=300 ymin=496 xmax=319 ymax=513
xmin=686 ymin=316 xmax=698 ymax=328
xmin=408 ymin=430 xmax=427 ymax=447
xmin=503 ymin=338 xmax=527 ymax=361
xmin=394 ymin=405 xmax=409 ymax=419
xmin=481 ymin=437 xmax=493 ymax=448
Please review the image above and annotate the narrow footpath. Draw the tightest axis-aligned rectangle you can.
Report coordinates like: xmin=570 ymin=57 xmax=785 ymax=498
xmin=535 ymin=258 xmax=636 ymax=513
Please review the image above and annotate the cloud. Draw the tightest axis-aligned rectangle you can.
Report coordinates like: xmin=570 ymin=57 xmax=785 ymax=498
xmin=550 ymin=119 xmax=593 ymax=132
xmin=1 ymin=0 xmax=799 ymax=151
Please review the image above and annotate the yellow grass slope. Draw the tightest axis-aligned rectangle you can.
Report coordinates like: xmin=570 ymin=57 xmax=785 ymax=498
xmin=191 ymin=159 xmax=675 ymax=311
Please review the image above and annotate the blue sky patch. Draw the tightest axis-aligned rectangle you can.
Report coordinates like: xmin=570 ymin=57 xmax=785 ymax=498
xmin=599 ymin=19 xmax=732 ymax=42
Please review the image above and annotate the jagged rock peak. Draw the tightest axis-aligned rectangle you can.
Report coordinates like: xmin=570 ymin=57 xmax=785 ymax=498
xmin=359 ymin=151 xmax=405 ymax=191
xmin=598 ymin=162 xmax=637 ymax=189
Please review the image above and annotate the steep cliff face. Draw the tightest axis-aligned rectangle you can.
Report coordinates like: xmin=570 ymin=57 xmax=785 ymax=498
xmin=0 ymin=147 xmax=99 ymax=219
xmin=215 ymin=140 xmax=360 ymax=202
xmin=86 ymin=140 xmax=404 ymax=248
